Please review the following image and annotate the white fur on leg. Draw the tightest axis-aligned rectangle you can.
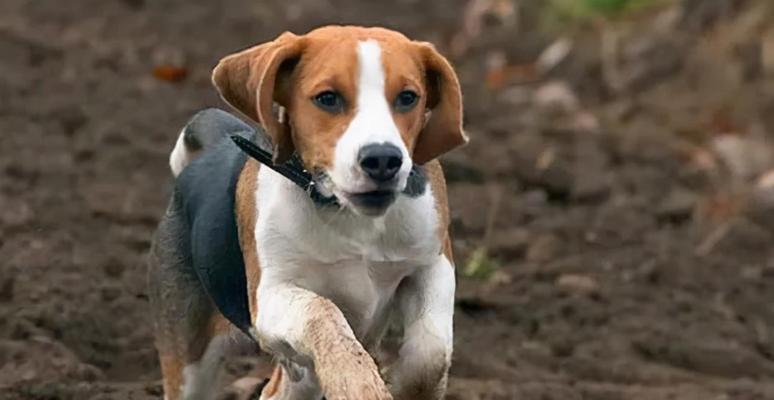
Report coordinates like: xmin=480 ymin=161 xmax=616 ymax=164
xmin=387 ymin=255 xmax=455 ymax=399
xmin=180 ymin=335 xmax=228 ymax=400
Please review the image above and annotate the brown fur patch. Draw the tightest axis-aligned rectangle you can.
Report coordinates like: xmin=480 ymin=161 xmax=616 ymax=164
xmin=409 ymin=43 xmax=467 ymax=164
xmin=212 ymin=33 xmax=301 ymax=163
xmin=303 ymin=296 xmax=392 ymax=399
xmin=235 ymin=158 xmax=261 ymax=320
xmin=206 ymin=311 xmax=233 ymax=339
xmin=160 ymin=353 xmax=184 ymax=400
xmin=262 ymin=366 xmax=284 ymax=398
xmin=424 ymin=160 xmax=455 ymax=266
xmin=283 ymin=28 xmax=360 ymax=172
xmin=442 ymin=235 xmax=454 ymax=265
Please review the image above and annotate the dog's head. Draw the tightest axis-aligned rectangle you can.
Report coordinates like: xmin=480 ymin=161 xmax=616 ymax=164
xmin=213 ymin=26 xmax=466 ymax=216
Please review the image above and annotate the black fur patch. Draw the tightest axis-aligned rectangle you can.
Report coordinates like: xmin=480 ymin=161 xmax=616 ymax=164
xmin=175 ymin=130 xmax=254 ymax=336
xmin=403 ymin=165 xmax=427 ymax=198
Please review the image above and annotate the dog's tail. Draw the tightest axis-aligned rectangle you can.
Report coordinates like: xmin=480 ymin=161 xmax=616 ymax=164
xmin=169 ymin=108 xmax=254 ymax=177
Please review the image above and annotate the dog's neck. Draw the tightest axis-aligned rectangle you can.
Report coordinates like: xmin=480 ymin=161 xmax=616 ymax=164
xmin=256 ymin=165 xmax=441 ymax=266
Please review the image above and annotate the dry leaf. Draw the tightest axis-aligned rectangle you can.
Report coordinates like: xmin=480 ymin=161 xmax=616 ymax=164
xmin=152 ymin=65 xmax=187 ymax=82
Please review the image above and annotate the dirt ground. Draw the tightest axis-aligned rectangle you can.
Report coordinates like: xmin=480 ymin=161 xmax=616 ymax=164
xmin=3 ymin=0 xmax=774 ymax=398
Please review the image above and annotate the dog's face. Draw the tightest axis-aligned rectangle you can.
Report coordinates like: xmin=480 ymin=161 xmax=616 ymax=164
xmin=213 ymin=26 xmax=466 ymax=216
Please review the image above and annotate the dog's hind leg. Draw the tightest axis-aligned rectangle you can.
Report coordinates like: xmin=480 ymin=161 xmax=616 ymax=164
xmin=149 ymin=200 xmax=232 ymax=400
xmin=179 ymin=320 xmax=232 ymax=400
xmin=154 ymin=310 xmax=232 ymax=400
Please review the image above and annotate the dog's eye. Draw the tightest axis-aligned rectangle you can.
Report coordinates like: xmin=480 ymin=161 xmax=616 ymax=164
xmin=313 ymin=91 xmax=344 ymax=113
xmin=394 ymin=90 xmax=419 ymax=112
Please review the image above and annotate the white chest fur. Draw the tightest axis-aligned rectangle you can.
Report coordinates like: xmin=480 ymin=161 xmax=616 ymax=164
xmin=253 ymin=168 xmax=441 ymax=339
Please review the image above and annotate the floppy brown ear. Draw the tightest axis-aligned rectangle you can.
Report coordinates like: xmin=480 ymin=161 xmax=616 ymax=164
xmin=212 ymin=32 xmax=303 ymax=163
xmin=413 ymin=42 xmax=468 ymax=165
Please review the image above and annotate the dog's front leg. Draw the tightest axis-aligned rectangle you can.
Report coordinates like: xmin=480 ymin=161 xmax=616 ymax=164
xmin=387 ymin=254 xmax=456 ymax=400
xmin=256 ymin=284 xmax=392 ymax=400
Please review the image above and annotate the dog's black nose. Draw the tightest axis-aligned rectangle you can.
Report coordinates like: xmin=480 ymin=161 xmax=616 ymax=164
xmin=358 ymin=144 xmax=403 ymax=182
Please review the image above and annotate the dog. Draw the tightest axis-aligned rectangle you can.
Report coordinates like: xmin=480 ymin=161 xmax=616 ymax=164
xmin=148 ymin=25 xmax=467 ymax=400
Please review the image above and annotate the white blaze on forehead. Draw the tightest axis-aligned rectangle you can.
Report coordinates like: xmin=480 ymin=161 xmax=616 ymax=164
xmin=330 ymin=40 xmax=412 ymax=193
xmin=340 ymin=40 xmax=402 ymax=150
xmin=358 ymin=40 xmax=386 ymax=101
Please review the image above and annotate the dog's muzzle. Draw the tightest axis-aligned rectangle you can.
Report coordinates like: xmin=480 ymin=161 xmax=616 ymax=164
xmin=335 ymin=143 xmax=405 ymax=216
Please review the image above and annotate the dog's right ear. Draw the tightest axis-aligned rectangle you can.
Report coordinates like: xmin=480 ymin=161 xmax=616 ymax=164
xmin=212 ymin=32 xmax=303 ymax=163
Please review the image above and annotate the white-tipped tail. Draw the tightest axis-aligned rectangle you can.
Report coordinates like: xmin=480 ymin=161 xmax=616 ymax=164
xmin=169 ymin=129 xmax=194 ymax=177
xmin=170 ymin=108 xmax=253 ymax=177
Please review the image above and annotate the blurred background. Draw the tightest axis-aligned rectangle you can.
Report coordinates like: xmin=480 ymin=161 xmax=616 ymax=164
xmin=3 ymin=0 xmax=774 ymax=398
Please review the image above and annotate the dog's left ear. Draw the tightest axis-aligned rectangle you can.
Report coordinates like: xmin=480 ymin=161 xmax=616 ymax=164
xmin=412 ymin=42 xmax=468 ymax=165
xmin=212 ymin=32 xmax=303 ymax=163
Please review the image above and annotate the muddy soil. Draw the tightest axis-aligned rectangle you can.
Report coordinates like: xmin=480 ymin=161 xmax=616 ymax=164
xmin=3 ymin=0 xmax=774 ymax=399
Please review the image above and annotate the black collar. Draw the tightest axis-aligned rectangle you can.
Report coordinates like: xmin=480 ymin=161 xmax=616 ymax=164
xmin=230 ymin=135 xmax=338 ymax=206
xmin=230 ymin=135 xmax=427 ymax=206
